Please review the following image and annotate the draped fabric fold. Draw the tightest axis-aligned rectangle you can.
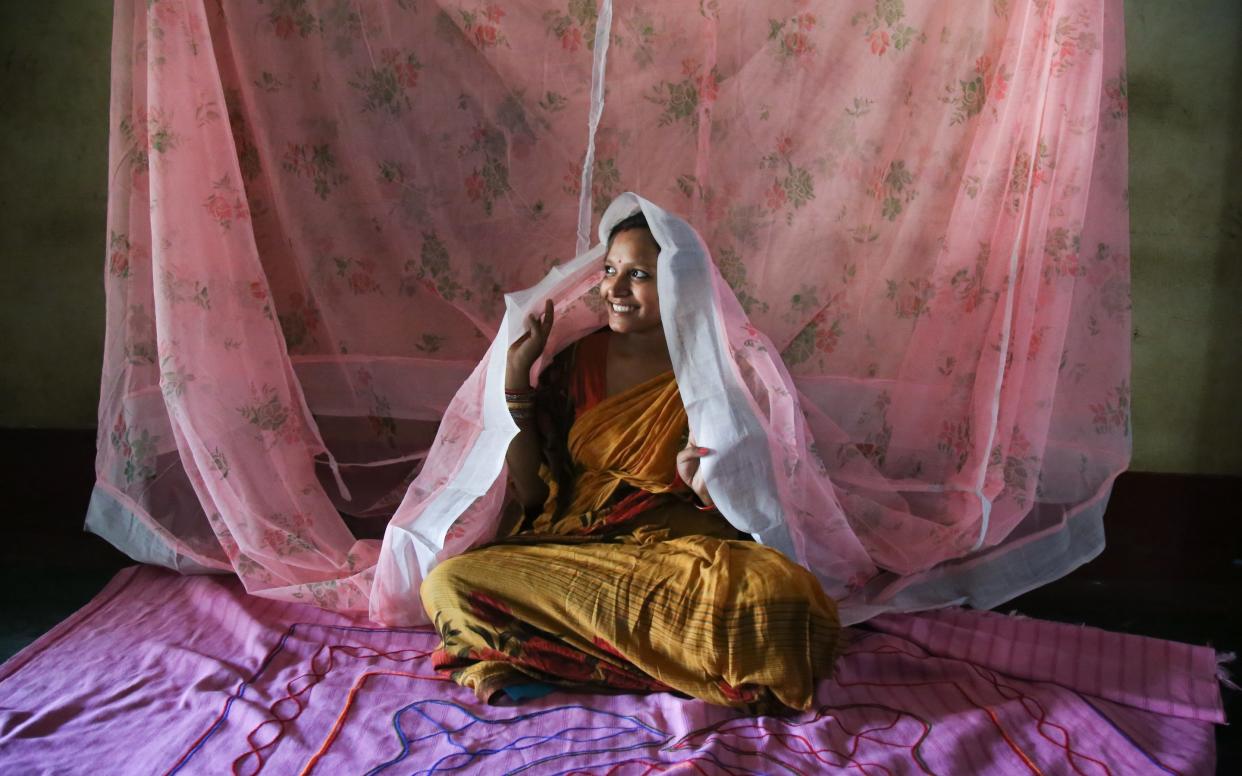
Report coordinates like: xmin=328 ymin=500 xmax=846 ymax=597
xmin=92 ymin=0 xmax=1130 ymax=623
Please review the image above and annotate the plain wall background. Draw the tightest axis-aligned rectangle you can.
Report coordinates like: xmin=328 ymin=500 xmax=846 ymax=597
xmin=0 ymin=3 xmax=110 ymax=433
xmin=1 ymin=1 xmax=1238 ymax=474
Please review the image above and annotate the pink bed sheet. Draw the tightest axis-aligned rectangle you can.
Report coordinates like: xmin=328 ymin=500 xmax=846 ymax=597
xmin=0 ymin=566 xmax=1222 ymax=775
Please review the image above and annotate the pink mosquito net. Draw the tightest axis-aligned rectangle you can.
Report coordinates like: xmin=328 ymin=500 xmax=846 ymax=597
xmin=91 ymin=0 xmax=1131 ymax=625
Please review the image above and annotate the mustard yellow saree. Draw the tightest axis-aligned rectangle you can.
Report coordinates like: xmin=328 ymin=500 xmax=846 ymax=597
xmin=420 ymin=332 xmax=840 ymax=711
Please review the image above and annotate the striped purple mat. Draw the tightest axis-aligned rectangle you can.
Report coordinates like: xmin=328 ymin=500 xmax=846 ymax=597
xmin=0 ymin=566 xmax=1224 ymax=774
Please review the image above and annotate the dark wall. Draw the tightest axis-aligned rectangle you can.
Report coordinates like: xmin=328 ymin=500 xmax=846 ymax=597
xmin=1127 ymin=0 xmax=1242 ymax=474
xmin=0 ymin=2 xmax=111 ymax=429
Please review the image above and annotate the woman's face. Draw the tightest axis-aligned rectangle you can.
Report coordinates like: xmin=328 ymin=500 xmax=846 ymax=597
xmin=600 ymin=228 xmax=661 ymax=335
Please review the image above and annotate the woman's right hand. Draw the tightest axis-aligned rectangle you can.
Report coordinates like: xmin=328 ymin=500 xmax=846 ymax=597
xmin=506 ymin=299 xmax=554 ymax=389
xmin=676 ymin=438 xmax=714 ymax=509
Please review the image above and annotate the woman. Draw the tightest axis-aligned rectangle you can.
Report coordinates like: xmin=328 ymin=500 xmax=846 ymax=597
xmin=420 ymin=213 xmax=841 ymax=712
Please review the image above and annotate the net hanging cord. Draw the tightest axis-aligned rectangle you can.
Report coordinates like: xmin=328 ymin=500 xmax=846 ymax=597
xmin=575 ymin=0 xmax=615 ymax=255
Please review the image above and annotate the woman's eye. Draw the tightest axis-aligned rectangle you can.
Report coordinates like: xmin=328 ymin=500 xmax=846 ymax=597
xmin=603 ymin=265 xmax=615 ymax=276
xmin=630 ymin=270 xmax=649 ymax=280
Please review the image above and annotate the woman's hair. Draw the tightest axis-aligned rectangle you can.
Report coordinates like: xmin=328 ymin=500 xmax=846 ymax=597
xmin=533 ymin=343 xmax=578 ymax=521
xmin=606 ymin=211 xmax=659 ymax=251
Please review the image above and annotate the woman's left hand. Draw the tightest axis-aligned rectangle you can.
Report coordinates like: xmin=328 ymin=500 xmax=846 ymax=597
xmin=675 ymin=440 xmax=714 ymax=509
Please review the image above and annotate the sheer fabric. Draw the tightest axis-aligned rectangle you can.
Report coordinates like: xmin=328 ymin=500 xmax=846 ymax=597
xmin=92 ymin=0 xmax=1130 ymax=623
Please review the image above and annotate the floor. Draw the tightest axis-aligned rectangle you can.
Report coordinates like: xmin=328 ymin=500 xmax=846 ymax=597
xmin=2 ymin=429 xmax=1236 ymax=770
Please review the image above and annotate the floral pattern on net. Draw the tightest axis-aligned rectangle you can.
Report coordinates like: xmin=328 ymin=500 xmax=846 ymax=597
xmin=646 ymin=58 xmax=723 ymax=130
xmin=357 ymin=367 xmax=398 ymax=448
xmin=246 ymin=280 xmax=275 ymax=323
xmin=562 ymin=157 xmax=623 ymax=216
xmin=322 ymin=255 xmax=383 ymax=296
xmin=209 ymin=447 xmax=230 ymax=479
xmin=471 ymin=263 xmax=505 ymax=320
xmin=949 ymin=241 xmax=999 ymax=314
xmin=402 ymin=230 xmax=471 ymax=302
xmin=543 ymin=0 xmax=596 ymax=53
xmin=714 ymin=244 xmax=769 ymax=318
xmin=458 ymin=4 xmax=509 ymax=49
xmin=616 ymin=7 xmax=658 ymax=68
xmin=780 ymin=274 xmax=853 ymax=369
xmin=943 ymin=55 xmax=1011 ymax=125
xmin=852 ymin=0 xmax=925 ymax=57
xmin=237 ymin=383 xmax=301 ymax=448
xmin=768 ymin=10 xmax=819 ymax=62
xmin=147 ymin=0 xmax=184 ymax=43
xmin=990 ymin=426 xmax=1042 ymax=509
xmin=1006 ymin=138 xmax=1053 ymax=213
xmin=1042 ymin=225 xmax=1086 ymax=282
xmin=1089 ymin=381 xmax=1130 ymax=437
xmin=158 ymin=351 xmax=195 ymax=401
xmin=675 ymin=173 xmax=730 ymax=225
xmin=1104 ymin=71 xmax=1128 ymax=120
xmin=123 ymin=305 xmax=157 ymax=366
xmin=232 ymin=552 xmax=273 ymax=583
xmin=870 ymin=159 xmax=918 ymax=222
xmin=350 ymin=48 xmax=424 ymax=116
xmin=160 ymin=265 xmax=211 ymax=310
xmin=885 ymin=275 xmax=934 ymax=320
xmin=1024 ymin=325 xmax=1054 ymax=365
xmin=277 ymin=292 xmax=322 ymax=353
xmin=193 ymin=89 xmax=224 ymax=130
xmin=207 ymin=513 xmax=275 ymax=584
xmin=291 ymin=579 xmax=355 ymax=609
xmin=459 ymin=123 xmax=511 ymax=216
xmin=264 ymin=0 xmax=320 ymax=40
xmin=108 ymin=231 xmax=146 ymax=280
xmin=320 ymin=1 xmax=372 ymax=58
xmin=761 ymin=136 xmax=815 ymax=224
xmin=938 ymin=417 xmax=974 ymax=474
xmin=203 ymin=175 xmax=250 ymax=231
xmin=110 ymin=412 xmax=160 ymax=487
xmin=144 ymin=108 xmax=179 ymax=155
xmin=261 ymin=511 xmax=318 ymax=557
xmin=282 ymin=142 xmax=349 ymax=200
xmin=117 ymin=113 xmax=151 ymax=182
xmin=1086 ymin=242 xmax=1132 ymax=325
xmin=1049 ymin=6 xmax=1099 ymax=77
xmin=117 ymin=108 xmax=178 ymax=193
xmin=843 ymin=391 xmax=894 ymax=470
xmin=781 ymin=316 xmax=832 ymax=369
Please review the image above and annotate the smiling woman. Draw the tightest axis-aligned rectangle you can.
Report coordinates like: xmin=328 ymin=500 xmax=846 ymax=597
xmin=601 ymin=216 xmax=662 ymax=334
xmin=417 ymin=210 xmax=842 ymax=713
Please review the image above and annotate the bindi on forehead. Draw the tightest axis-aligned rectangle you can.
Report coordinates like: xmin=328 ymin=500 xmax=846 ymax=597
xmin=606 ymin=233 xmax=659 ymax=264
xmin=605 ymin=253 xmax=654 ymax=266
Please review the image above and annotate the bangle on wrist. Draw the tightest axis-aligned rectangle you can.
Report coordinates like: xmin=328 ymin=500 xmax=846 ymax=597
xmin=687 ymin=483 xmax=715 ymax=511
xmin=506 ymin=386 xmax=535 ymax=423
